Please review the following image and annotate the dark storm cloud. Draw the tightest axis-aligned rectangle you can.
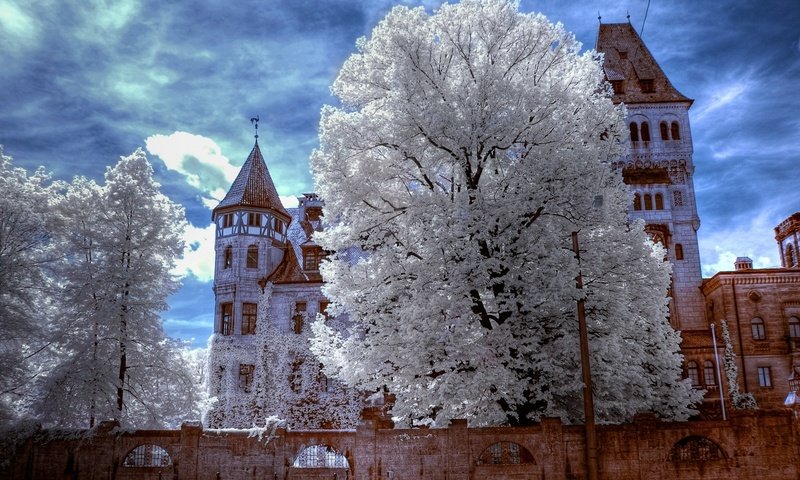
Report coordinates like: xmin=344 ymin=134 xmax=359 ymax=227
xmin=2 ymin=0 xmax=799 ymax=345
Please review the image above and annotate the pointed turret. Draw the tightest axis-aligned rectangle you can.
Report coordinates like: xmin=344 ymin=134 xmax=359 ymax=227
xmin=596 ymin=23 xmax=692 ymax=105
xmin=212 ymin=140 xmax=291 ymax=222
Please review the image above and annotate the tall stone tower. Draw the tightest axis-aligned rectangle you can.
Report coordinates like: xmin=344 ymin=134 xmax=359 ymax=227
xmin=205 ymin=137 xmax=361 ymax=429
xmin=776 ymin=213 xmax=800 ymax=268
xmin=596 ymin=23 xmax=705 ymax=330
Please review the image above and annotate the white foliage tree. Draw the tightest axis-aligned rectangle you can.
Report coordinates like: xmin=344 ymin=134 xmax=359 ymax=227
xmin=33 ymin=150 xmax=198 ymax=428
xmin=310 ymin=0 xmax=700 ymax=426
xmin=0 ymin=147 xmax=57 ymax=421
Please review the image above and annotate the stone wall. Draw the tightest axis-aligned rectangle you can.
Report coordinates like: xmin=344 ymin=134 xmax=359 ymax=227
xmin=5 ymin=410 xmax=800 ymax=480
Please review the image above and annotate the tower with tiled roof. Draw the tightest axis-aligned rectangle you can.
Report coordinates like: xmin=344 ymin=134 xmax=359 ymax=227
xmin=597 ymin=22 xmax=704 ymax=330
xmin=206 ymin=136 xmax=361 ymax=429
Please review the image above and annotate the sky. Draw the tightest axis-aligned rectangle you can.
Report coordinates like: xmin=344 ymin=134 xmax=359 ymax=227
xmin=2 ymin=0 xmax=799 ymax=347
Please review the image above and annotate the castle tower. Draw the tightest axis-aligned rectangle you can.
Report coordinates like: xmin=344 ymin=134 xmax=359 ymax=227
xmin=596 ymin=23 xmax=705 ymax=330
xmin=775 ymin=213 xmax=800 ymax=268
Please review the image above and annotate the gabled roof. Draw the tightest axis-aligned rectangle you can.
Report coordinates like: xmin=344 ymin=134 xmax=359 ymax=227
xmin=212 ymin=140 xmax=291 ymax=221
xmin=596 ymin=23 xmax=692 ymax=105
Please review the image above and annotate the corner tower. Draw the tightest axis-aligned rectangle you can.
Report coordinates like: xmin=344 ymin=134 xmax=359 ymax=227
xmin=597 ymin=22 xmax=704 ymax=330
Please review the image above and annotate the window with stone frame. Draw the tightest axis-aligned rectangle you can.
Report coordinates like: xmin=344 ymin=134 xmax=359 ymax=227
xmin=122 ymin=444 xmax=172 ymax=467
xmin=476 ymin=442 xmax=534 ymax=465
xmin=674 ymin=243 xmax=684 ymax=260
xmin=660 ymin=121 xmax=669 ymax=140
xmin=241 ymin=303 xmax=257 ymax=335
xmin=220 ymin=303 xmax=233 ymax=335
xmin=644 ymin=193 xmax=653 ymax=210
xmin=671 ymin=121 xmax=681 ymax=140
xmin=246 ymin=245 xmax=258 ymax=268
xmin=655 ymin=193 xmax=664 ymax=210
xmin=703 ymin=360 xmax=716 ymax=385
xmin=757 ymin=366 xmax=772 ymax=387
xmin=239 ymin=364 xmax=254 ymax=392
xmin=633 ymin=193 xmax=642 ymax=211
xmin=640 ymin=121 xmax=651 ymax=141
xmin=223 ymin=245 xmax=233 ymax=269
xmin=629 ymin=122 xmax=640 ymax=142
xmin=751 ymin=317 xmax=766 ymax=340
xmin=293 ymin=301 xmax=307 ymax=334
xmin=687 ymin=361 xmax=700 ymax=386
xmin=789 ymin=317 xmax=800 ymax=338
xmin=669 ymin=436 xmax=724 ymax=462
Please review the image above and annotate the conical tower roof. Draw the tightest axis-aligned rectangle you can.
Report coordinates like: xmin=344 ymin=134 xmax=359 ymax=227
xmin=596 ymin=23 xmax=692 ymax=105
xmin=212 ymin=140 xmax=291 ymax=221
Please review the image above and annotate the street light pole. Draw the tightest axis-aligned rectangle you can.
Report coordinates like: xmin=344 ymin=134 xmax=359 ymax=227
xmin=572 ymin=231 xmax=599 ymax=480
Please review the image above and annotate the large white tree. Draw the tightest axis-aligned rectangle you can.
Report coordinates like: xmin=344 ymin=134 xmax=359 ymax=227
xmin=310 ymin=0 xmax=700 ymax=426
xmin=32 ymin=150 xmax=198 ymax=428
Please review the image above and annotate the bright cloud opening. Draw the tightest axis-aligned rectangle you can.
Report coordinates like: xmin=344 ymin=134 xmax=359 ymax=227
xmin=174 ymin=222 xmax=217 ymax=282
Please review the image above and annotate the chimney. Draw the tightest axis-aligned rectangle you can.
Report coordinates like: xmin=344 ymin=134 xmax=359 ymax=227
xmin=734 ymin=257 xmax=753 ymax=271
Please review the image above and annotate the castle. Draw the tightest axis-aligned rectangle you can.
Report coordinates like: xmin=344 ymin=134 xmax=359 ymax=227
xmin=205 ymin=22 xmax=800 ymax=428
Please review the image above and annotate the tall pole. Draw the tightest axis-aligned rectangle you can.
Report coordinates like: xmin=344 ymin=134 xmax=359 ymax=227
xmin=572 ymin=231 xmax=599 ymax=480
xmin=710 ymin=324 xmax=727 ymax=420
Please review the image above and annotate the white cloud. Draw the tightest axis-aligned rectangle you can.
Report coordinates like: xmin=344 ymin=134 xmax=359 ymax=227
xmin=174 ymin=222 xmax=217 ymax=282
xmin=0 ymin=2 xmax=38 ymax=50
xmin=146 ymin=131 xmax=240 ymax=203
xmin=693 ymin=81 xmax=747 ymax=123
xmin=699 ymin=211 xmax=781 ymax=276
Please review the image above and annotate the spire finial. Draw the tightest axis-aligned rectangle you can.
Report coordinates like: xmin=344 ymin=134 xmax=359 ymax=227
xmin=597 ymin=11 xmax=601 ymax=23
xmin=250 ymin=115 xmax=260 ymax=140
xmin=626 ymin=10 xmax=631 ymax=23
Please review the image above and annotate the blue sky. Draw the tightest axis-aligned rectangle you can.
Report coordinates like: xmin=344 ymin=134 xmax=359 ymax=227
xmin=2 ymin=0 xmax=799 ymax=347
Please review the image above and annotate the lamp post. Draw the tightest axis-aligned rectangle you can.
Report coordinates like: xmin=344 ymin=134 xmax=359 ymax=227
xmin=572 ymin=231 xmax=599 ymax=480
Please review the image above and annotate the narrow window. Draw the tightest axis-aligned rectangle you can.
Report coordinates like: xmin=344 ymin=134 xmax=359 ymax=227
xmin=640 ymin=122 xmax=651 ymax=142
xmin=757 ymin=366 xmax=772 ymax=387
xmin=242 ymin=303 xmax=257 ymax=335
xmin=687 ymin=361 xmax=700 ymax=386
xmin=222 ymin=213 xmax=234 ymax=228
xmin=751 ymin=317 xmax=765 ymax=340
xmin=247 ymin=212 xmax=262 ymax=226
xmin=660 ymin=121 xmax=669 ymax=140
xmin=303 ymin=248 xmax=324 ymax=271
xmin=246 ymin=245 xmax=258 ymax=269
xmin=629 ymin=123 xmax=640 ymax=142
xmin=655 ymin=193 xmax=664 ymax=210
xmin=293 ymin=301 xmax=307 ymax=334
xmin=239 ymin=364 xmax=254 ymax=392
xmin=644 ymin=193 xmax=653 ymax=210
xmin=319 ymin=301 xmax=329 ymax=321
xmin=671 ymin=121 xmax=681 ymax=140
xmin=675 ymin=243 xmax=684 ymax=260
xmin=633 ymin=193 xmax=642 ymax=211
xmin=703 ymin=361 xmax=716 ymax=385
xmin=789 ymin=317 xmax=800 ymax=338
xmin=223 ymin=246 xmax=232 ymax=269
xmin=786 ymin=244 xmax=796 ymax=267
xmin=220 ymin=303 xmax=233 ymax=335
xmin=273 ymin=219 xmax=284 ymax=234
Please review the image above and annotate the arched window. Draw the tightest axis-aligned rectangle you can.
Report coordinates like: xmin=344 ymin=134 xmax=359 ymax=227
xmin=787 ymin=244 xmax=796 ymax=267
xmin=629 ymin=123 xmax=640 ymax=142
xmin=122 ymin=444 xmax=172 ymax=467
xmin=671 ymin=121 xmax=681 ymax=140
xmin=655 ymin=193 xmax=664 ymax=210
xmin=293 ymin=445 xmax=349 ymax=468
xmin=633 ymin=193 xmax=642 ymax=211
xmin=644 ymin=193 xmax=653 ymax=210
xmin=669 ymin=436 xmax=725 ymax=462
xmin=640 ymin=122 xmax=651 ymax=142
xmin=687 ymin=361 xmax=700 ymax=386
xmin=660 ymin=121 xmax=669 ymax=140
xmin=703 ymin=361 xmax=716 ymax=385
xmin=675 ymin=243 xmax=684 ymax=260
xmin=246 ymin=245 xmax=258 ymax=269
xmin=789 ymin=317 xmax=800 ymax=338
xmin=476 ymin=442 xmax=535 ymax=465
xmin=223 ymin=246 xmax=232 ymax=269
xmin=751 ymin=317 xmax=765 ymax=340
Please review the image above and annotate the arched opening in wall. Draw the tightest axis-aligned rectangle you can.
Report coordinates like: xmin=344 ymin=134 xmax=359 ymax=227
xmin=660 ymin=121 xmax=669 ymax=140
xmin=668 ymin=436 xmax=725 ymax=462
xmin=223 ymin=245 xmax=232 ymax=269
xmin=675 ymin=243 xmax=684 ymax=260
xmin=640 ymin=122 xmax=651 ymax=142
xmin=703 ymin=361 xmax=716 ymax=385
xmin=751 ymin=317 xmax=766 ymax=340
xmin=788 ymin=316 xmax=800 ymax=338
xmin=122 ymin=444 xmax=173 ymax=467
xmin=787 ymin=244 xmax=796 ymax=267
xmin=476 ymin=442 xmax=535 ymax=465
xmin=246 ymin=244 xmax=259 ymax=269
xmin=671 ymin=121 xmax=681 ymax=140
xmin=686 ymin=361 xmax=700 ymax=386
xmin=644 ymin=193 xmax=653 ymax=210
xmin=633 ymin=193 xmax=642 ymax=211
xmin=629 ymin=122 xmax=640 ymax=142
xmin=655 ymin=193 xmax=664 ymax=210
xmin=293 ymin=445 xmax=349 ymax=468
